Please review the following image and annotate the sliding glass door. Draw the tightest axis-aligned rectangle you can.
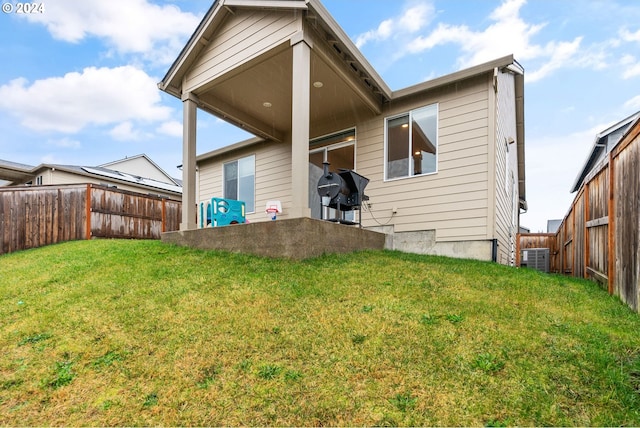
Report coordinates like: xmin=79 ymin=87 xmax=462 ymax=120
xmin=308 ymin=129 xmax=355 ymax=219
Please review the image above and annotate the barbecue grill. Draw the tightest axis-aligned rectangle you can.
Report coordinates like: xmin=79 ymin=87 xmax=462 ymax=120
xmin=316 ymin=162 xmax=369 ymax=226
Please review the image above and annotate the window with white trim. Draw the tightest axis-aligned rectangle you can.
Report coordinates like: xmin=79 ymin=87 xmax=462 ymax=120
xmin=223 ymin=155 xmax=255 ymax=213
xmin=385 ymin=103 xmax=438 ymax=180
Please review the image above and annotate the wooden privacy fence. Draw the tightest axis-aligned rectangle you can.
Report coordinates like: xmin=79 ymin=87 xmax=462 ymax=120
xmin=0 ymin=184 xmax=181 ymax=255
xmin=517 ymin=119 xmax=640 ymax=312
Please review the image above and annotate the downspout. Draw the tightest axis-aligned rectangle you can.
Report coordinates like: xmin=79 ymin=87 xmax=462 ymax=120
xmin=488 ymin=69 xmax=498 ymax=262
xmin=492 ymin=238 xmax=498 ymax=263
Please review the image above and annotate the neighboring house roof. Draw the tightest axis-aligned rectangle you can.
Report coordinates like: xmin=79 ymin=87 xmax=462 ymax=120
xmin=0 ymin=159 xmax=35 ymax=184
xmin=160 ymin=0 xmax=526 ymax=203
xmin=0 ymin=156 xmax=182 ymax=195
xmin=76 ymin=165 xmax=183 ymax=194
xmin=100 ymin=154 xmax=181 ymax=186
xmin=571 ymin=111 xmax=640 ymax=193
xmin=44 ymin=164 xmax=183 ymax=195
xmin=547 ymin=219 xmax=562 ymax=234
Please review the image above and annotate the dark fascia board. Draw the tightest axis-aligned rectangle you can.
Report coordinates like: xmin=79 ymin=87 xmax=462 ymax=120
xmin=306 ymin=0 xmax=392 ymax=100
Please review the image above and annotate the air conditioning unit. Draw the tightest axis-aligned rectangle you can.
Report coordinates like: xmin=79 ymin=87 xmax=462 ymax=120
xmin=521 ymin=248 xmax=549 ymax=273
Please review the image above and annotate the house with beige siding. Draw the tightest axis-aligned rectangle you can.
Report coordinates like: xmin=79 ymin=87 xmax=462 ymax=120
xmin=0 ymin=154 xmax=182 ymax=200
xmin=160 ymin=0 xmax=526 ymax=264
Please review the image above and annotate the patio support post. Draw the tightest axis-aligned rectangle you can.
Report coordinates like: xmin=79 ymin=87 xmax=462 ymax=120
xmin=290 ymin=35 xmax=311 ymax=218
xmin=181 ymin=92 xmax=198 ymax=231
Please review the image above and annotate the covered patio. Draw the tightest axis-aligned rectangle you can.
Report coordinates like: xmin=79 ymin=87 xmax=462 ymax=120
xmin=158 ymin=0 xmax=391 ymax=231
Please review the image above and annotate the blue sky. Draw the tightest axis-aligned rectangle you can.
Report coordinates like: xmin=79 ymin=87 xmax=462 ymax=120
xmin=0 ymin=0 xmax=639 ymax=232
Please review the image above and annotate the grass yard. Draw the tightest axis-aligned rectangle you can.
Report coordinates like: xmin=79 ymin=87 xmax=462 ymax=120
xmin=1 ymin=239 xmax=640 ymax=426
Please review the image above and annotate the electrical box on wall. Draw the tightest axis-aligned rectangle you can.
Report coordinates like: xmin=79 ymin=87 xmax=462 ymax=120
xmin=520 ymin=248 xmax=550 ymax=273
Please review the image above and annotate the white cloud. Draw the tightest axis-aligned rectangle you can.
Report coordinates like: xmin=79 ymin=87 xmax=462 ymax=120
xmin=355 ymin=1 xmax=435 ymax=48
xmin=158 ymin=120 xmax=183 ymax=138
xmin=620 ymin=55 xmax=640 ymax=79
xmin=399 ymin=3 xmax=432 ymax=33
xmin=20 ymin=0 xmax=200 ymax=64
xmin=491 ymin=0 xmax=525 ymax=21
xmin=387 ymin=0 xmax=598 ymax=82
xmin=0 ymin=66 xmax=173 ymax=133
xmin=620 ymin=28 xmax=640 ymax=43
xmin=405 ymin=23 xmax=470 ymax=53
xmin=49 ymin=137 xmax=82 ymax=149
xmin=616 ymin=28 xmax=640 ymax=79
xmin=623 ymin=63 xmax=640 ymax=79
xmin=621 ymin=54 xmax=635 ymax=65
xmin=109 ymin=121 xmax=146 ymax=141
xmin=40 ymin=154 xmax=61 ymax=165
xmin=526 ymin=38 xmax=583 ymax=82
xmin=625 ymin=94 xmax=640 ymax=110
xmin=405 ymin=0 xmax=548 ymax=61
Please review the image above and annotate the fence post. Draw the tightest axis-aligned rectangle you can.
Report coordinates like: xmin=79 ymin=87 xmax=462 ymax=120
xmin=85 ymin=184 xmax=92 ymax=240
xmin=571 ymin=206 xmax=576 ymax=275
xmin=584 ymin=181 xmax=590 ymax=279
xmin=162 ymin=198 xmax=167 ymax=233
xmin=608 ymin=152 xmax=615 ymax=295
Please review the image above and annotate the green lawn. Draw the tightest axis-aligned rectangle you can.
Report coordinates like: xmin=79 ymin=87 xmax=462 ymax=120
xmin=1 ymin=239 xmax=639 ymax=426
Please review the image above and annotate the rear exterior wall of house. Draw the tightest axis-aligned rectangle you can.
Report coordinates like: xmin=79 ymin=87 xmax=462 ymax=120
xmin=197 ymin=140 xmax=293 ymax=220
xmin=358 ymin=74 xmax=492 ymax=248
xmin=196 ymin=71 xmax=523 ymax=263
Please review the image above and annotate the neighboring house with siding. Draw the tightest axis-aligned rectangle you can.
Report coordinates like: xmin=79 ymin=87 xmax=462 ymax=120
xmin=160 ymin=0 xmax=526 ymax=264
xmin=0 ymin=154 xmax=182 ymax=200
xmin=570 ymin=111 xmax=640 ymax=193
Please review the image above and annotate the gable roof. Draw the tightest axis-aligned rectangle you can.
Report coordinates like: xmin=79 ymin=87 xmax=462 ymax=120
xmin=160 ymin=0 xmax=525 ymax=204
xmin=77 ymin=166 xmax=183 ymax=194
xmin=159 ymin=0 xmax=392 ymax=102
xmin=571 ymin=110 xmax=640 ymax=193
xmin=100 ymin=154 xmax=180 ymax=186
